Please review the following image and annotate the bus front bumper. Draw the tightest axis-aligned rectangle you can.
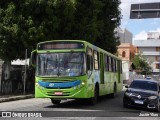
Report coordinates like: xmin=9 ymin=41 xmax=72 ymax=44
xmin=35 ymin=83 xmax=93 ymax=99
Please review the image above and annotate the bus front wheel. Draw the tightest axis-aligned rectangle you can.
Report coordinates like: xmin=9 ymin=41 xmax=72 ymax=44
xmin=90 ymin=86 xmax=98 ymax=105
xmin=51 ymin=99 xmax=61 ymax=105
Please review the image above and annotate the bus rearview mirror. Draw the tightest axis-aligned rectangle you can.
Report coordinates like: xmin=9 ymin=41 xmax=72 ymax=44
xmin=31 ymin=50 xmax=37 ymax=66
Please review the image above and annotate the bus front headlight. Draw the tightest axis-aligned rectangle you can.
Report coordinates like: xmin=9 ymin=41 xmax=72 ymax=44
xmin=36 ymin=83 xmax=39 ymax=86
xmin=82 ymin=82 xmax=85 ymax=85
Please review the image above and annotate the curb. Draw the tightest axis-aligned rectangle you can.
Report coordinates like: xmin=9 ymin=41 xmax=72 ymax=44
xmin=0 ymin=94 xmax=34 ymax=103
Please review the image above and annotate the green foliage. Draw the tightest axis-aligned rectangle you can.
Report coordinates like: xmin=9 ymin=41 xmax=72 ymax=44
xmin=73 ymin=0 xmax=121 ymax=53
xmin=72 ymin=0 xmax=102 ymax=43
xmin=0 ymin=0 xmax=121 ymax=61
xmin=94 ymin=0 xmax=121 ymax=53
xmin=132 ymin=54 xmax=152 ymax=75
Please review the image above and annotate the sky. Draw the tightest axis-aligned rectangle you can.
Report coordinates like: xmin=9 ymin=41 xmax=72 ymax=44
xmin=120 ymin=0 xmax=160 ymax=40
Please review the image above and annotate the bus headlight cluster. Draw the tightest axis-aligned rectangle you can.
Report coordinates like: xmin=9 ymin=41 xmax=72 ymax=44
xmin=74 ymin=85 xmax=81 ymax=90
xmin=73 ymin=81 xmax=86 ymax=90
xmin=36 ymin=83 xmax=39 ymax=86
xmin=81 ymin=82 xmax=85 ymax=85
xmin=36 ymin=83 xmax=44 ymax=90
xmin=73 ymin=83 xmax=83 ymax=90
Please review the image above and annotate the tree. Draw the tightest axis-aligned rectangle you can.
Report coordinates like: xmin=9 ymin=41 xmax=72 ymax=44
xmin=94 ymin=0 xmax=121 ymax=53
xmin=0 ymin=0 xmax=75 ymax=61
xmin=72 ymin=0 xmax=102 ymax=43
xmin=73 ymin=0 xmax=121 ymax=53
xmin=132 ymin=54 xmax=152 ymax=75
xmin=0 ymin=0 xmax=121 ymax=62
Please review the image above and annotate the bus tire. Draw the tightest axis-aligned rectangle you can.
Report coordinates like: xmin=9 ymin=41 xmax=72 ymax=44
xmin=156 ymin=101 xmax=160 ymax=112
xmin=90 ymin=85 xmax=98 ymax=105
xmin=51 ymin=99 xmax=61 ymax=105
xmin=110 ymin=83 xmax=117 ymax=98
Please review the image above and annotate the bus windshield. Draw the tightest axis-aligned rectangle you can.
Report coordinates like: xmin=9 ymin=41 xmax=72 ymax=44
xmin=36 ymin=52 xmax=85 ymax=77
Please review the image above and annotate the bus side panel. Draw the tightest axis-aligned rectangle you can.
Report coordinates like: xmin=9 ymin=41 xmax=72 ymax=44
xmin=102 ymin=71 xmax=110 ymax=95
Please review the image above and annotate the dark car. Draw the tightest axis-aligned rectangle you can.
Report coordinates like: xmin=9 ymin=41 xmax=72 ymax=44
xmin=123 ymin=79 xmax=160 ymax=111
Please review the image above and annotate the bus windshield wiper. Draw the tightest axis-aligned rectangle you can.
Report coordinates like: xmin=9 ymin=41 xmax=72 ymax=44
xmin=55 ymin=54 xmax=61 ymax=77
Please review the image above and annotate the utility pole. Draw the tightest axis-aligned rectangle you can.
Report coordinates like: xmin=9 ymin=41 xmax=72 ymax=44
xmin=23 ymin=49 xmax=27 ymax=94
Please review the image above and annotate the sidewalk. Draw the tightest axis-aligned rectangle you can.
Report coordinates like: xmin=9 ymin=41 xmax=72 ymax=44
xmin=0 ymin=94 xmax=34 ymax=103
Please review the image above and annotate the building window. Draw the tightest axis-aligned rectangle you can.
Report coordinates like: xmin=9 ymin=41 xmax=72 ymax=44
xmin=157 ymin=56 xmax=160 ymax=61
xmin=122 ymin=51 xmax=126 ymax=57
xmin=156 ymin=64 xmax=160 ymax=69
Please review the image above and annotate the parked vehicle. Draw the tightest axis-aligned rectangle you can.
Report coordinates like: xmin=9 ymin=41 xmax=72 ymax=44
xmin=123 ymin=79 xmax=160 ymax=112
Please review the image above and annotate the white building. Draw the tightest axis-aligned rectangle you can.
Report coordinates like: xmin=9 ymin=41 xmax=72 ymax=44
xmin=133 ymin=37 xmax=160 ymax=74
xmin=116 ymin=28 xmax=134 ymax=81
xmin=147 ymin=32 xmax=160 ymax=40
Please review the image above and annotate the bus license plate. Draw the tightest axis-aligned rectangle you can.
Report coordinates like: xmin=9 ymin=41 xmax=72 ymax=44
xmin=135 ymin=100 xmax=143 ymax=104
xmin=54 ymin=92 xmax=63 ymax=95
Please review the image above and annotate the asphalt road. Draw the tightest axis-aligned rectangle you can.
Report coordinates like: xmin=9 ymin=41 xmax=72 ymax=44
xmin=0 ymin=89 xmax=159 ymax=120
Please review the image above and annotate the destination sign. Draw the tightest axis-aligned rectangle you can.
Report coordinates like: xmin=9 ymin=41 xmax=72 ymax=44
xmin=38 ymin=42 xmax=84 ymax=50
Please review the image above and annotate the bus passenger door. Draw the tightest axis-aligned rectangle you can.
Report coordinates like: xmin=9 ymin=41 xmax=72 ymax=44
xmin=100 ymin=53 xmax=104 ymax=84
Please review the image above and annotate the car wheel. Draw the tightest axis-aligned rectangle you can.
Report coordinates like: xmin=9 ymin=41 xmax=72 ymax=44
xmin=157 ymin=104 xmax=160 ymax=112
xmin=51 ymin=99 xmax=61 ymax=105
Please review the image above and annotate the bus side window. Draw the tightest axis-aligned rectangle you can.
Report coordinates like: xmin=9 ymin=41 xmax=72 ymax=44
xmin=105 ymin=55 xmax=109 ymax=71
xmin=87 ymin=48 xmax=93 ymax=71
xmin=109 ymin=57 xmax=112 ymax=72
xmin=87 ymin=55 xmax=93 ymax=70
xmin=112 ymin=58 xmax=115 ymax=72
xmin=94 ymin=50 xmax=99 ymax=70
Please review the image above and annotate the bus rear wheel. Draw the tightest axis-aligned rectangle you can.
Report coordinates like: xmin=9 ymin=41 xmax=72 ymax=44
xmin=51 ymin=99 xmax=61 ymax=105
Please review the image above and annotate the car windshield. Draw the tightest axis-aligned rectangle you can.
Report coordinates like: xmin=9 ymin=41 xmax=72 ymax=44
xmin=36 ymin=52 xmax=85 ymax=77
xmin=130 ymin=80 xmax=158 ymax=91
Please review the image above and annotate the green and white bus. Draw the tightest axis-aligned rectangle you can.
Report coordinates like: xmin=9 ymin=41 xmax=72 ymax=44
xmin=31 ymin=40 xmax=122 ymax=105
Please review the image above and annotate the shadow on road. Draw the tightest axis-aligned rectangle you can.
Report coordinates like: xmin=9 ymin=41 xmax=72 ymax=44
xmin=44 ymin=91 xmax=159 ymax=114
xmin=45 ymin=91 xmax=125 ymax=111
